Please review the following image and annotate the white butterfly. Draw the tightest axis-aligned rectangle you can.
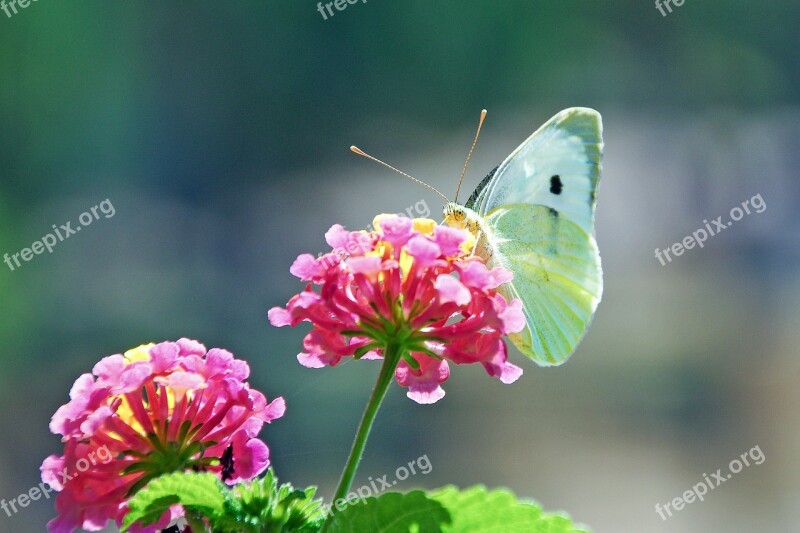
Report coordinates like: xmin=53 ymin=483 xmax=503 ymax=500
xmin=443 ymin=108 xmax=603 ymax=366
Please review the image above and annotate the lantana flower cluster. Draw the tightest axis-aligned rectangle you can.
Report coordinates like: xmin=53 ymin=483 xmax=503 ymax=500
xmin=269 ymin=215 xmax=525 ymax=403
xmin=41 ymin=339 xmax=285 ymax=533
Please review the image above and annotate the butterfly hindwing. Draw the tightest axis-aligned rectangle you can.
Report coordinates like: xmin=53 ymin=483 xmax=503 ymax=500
xmin=484 ymin=203 xmax=602 ymax=365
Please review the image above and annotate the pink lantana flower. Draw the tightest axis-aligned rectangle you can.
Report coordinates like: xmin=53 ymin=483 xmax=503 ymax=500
xmin=268 ymin=215 xmax=524 ymax=404
xmin=42 ymin=339 xmax=285 ymax=533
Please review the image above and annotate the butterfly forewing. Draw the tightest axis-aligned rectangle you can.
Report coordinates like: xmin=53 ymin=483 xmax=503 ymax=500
xmin=477 ymin=108 xmax=603 ymax=236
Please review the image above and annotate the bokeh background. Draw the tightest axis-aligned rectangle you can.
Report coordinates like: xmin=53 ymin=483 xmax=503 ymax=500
xmin=1 ymin=1 xmax=798 ymax=531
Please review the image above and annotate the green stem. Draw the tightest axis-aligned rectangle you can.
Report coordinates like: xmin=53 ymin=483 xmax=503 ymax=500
xmin=185 ymin=512 xmax=207 ymax=533
xmin=330 ymin=343 xmax=403 ymax=507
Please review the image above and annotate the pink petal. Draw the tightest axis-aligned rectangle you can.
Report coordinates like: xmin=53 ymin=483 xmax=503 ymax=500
xmin=116 ymin=362 xmax=153 ymax=394
xmin=69 ymin=373 xmax=97 ymax=401
xmin=395 ymin=355 xmax=450 ymax=405
xmin=79 ymin=406 xmax=114 ymax=437
xmin=268 ymin=307 xmax=292 ymax=327
xmin=348 ymin=256 xmax=382 ymax=275
xmin=325 ymin=224 xmax=350 ymax=249
xmin=92 ymin=355 xmax=125 ymax=384
xmin=41 ymin=455 xmax=66 ymax=491
xmin=290 ymin=253 xmax=323 ymax=281
xmin=497 ymin=297 xmax=526 ymax=334
xmin=458 ymin=260 xmax=493 ymax=290
xmin=229 ymin=434 xmax=270 ymax=482
xmin=406 ymin=236 xmax=441 ymax=267
xmin=176 ymin=338 xmax=207 ymax=356
xmin=434 ymin=274 xmax=471 ymax=306
xmin=205 ymin=348 xmax=234 ymax=376
xmin=434 ymin=225 xmax=469 ymax=256
xmin=264 ymin=396 xmax=286 ymax=422
xmin=156 ymin=371 xmax=206 ymax=397
xmin=149 ymin=342 xmax=180 ymax=373
xmin=376 ymin=215 xmax=414 ymax=247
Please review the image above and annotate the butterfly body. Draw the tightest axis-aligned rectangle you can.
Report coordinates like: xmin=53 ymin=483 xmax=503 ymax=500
xmin=443 ymin=107 xmax=604 ymax=366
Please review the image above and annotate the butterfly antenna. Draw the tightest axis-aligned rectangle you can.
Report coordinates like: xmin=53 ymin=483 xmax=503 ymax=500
xmin=350 ymin=145 xmax=450 ymax=202
xmin=454 ymin=109 xmax=487 ymax=203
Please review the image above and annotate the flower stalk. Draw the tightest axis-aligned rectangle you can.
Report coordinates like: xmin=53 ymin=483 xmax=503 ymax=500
xmin=331 ymin=342 xmax=402 ymax=506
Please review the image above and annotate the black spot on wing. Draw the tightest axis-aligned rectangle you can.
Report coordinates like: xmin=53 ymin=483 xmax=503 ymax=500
xmin=548 ymin=207 xmax=559 ymax=218
xmin=550 ymin=175 xmax=563 ymax=195
xmin=465 ymin=165 xmax=499 ymax=210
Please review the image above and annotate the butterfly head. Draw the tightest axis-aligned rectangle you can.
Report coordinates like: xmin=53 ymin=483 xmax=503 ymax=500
xmin=443 ymin=203 xmax=483 ymax=237
xmin=442 ymin=202 xmax=467 ymax=227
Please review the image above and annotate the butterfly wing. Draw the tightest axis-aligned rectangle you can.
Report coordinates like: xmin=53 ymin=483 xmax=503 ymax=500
xmin=474 ymin=108 xmax=603 ymax=365
xmin=483 ymin=204 xmax=602 ymax=365
xmin=473 ymin=107 xmax=602 ymax=236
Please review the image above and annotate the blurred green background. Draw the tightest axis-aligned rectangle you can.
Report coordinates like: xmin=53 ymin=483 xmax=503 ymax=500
xmin=1 ymin=1 xmax=798 ymax=531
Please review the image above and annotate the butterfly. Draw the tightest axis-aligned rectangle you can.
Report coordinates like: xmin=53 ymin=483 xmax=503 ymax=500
xmin=442 ymin=108 xmax=603 ymax=366
xmin=351 ymin=107 xmax=603 ymax=366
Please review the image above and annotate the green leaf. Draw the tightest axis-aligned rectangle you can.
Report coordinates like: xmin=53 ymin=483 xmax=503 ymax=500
xmin=121 ymin=472 xmax=227 ymax=531
xmin=325 ymin=486 xmax=588 ymax=533
xmin=324 ymin=490 xmax=451 ymax=532
xmin=430 ymin=486 xmax=588 ymax=533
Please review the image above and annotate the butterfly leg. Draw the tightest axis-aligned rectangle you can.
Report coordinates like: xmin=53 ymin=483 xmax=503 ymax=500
xmin=470 ymin=230 xmax=483 ymax=257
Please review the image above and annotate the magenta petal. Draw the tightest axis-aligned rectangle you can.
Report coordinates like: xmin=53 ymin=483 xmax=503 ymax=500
xmin=176 ymin=338 xmax=207 ymax=356
xmin=69 ymin=373 xmax=97 ymax=400
xmin=407 ymin=384 xmax=446 ymax=404
xmin=489 ymin=266 xmax=514 ymax=286
xmin=297 ymin=351 xmax=325 ymax=368
xmin=324 ymin=224 xmax=349 ymax=249
xmin=264 ymin=396 xmax=286 ymax=422
xmin=360 ymin=350 xmax=382 ymax=360
xmin=406 ymin=235 xmax=441 ymax=266
xmin=268 ymin=307 xmax=292 ymax=327
xmin=497 ymin=297 xmax=526 ymax=334
xmin=149 ymin=342 xmax=180 ymax=373
xmin=458 ymin=260 xmax=492 ymax=290
xmin=116 ymin=362 xmax=153 ymax=393
xmin=434 ymin=225 xmax=468 ymax=256
xmin=348 ymin=256 xmax=382 ymax=274
xmin=230 ymin=434 xmax=270 ymax=482
xmin=205 ymin=348 xmax=235 ymax=376
xmin=290 ymin=253 xmax=322 ymax=280
xmin=93 ymin=355 xmax=125 ymax=384
xmin=376 ymin=215 xmax=413 ymax=247
xmin=435 ymin=274 xmax=471 ymax=305
xmin=79 ymin=406 xmax=114 ymax=437
xmin=396 ymin=356 xmax=450 ymax=404
xmin=41 ymin=455 xmax=66 ymax=491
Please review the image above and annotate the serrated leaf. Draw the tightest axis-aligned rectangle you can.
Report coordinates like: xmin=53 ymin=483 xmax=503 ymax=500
xmin=324 ymin=486 xmax=588 ymax=533
xmin=324 ymin=491 xmax=451 ymax=532
xmin=431 ymin=486 xmax=588 ymax=533
xmin=121 ymin=472 xmax=227 ymax=531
